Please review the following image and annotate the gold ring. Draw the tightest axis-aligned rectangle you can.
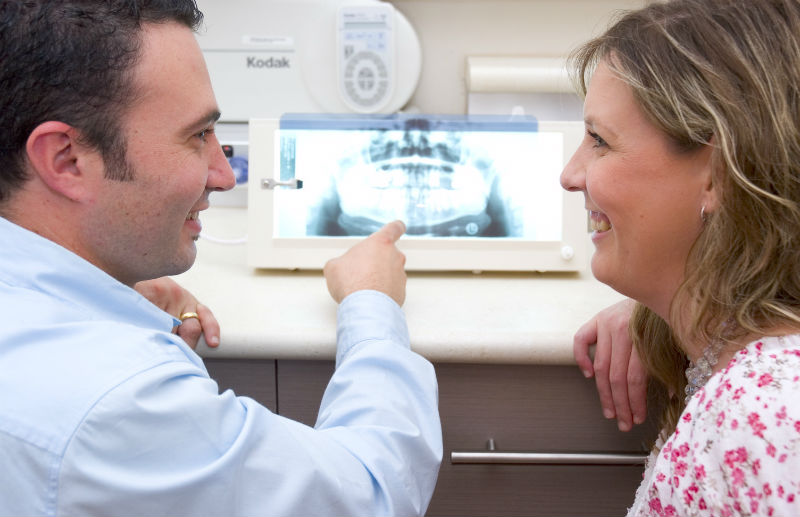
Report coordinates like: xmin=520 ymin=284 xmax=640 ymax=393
xmin=179 ymin=312 xmax=199 ymax=321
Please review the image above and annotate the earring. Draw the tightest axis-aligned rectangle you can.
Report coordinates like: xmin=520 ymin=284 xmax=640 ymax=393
xmin=701 ymin=205 xmax=707 ymax=222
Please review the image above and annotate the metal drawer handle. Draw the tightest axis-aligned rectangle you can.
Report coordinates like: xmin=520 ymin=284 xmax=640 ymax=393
xmin=261 ymin=178 xmax=303 ymax=190
xmin=451 ymin=439 xmax=647 ymax=466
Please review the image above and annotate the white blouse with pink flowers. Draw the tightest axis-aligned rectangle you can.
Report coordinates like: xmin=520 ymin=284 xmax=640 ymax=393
xmin=628 ymin=334 xmax=800 ymax=517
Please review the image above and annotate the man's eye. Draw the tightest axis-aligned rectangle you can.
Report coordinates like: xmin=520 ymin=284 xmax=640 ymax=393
xmin=196 ymin=127 xmax=215 ymax=142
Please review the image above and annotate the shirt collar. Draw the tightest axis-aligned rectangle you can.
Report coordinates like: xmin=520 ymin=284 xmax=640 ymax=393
xmin=0 ymin=216 xmax=180 ymax=331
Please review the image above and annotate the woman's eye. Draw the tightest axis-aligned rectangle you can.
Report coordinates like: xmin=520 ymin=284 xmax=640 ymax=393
xmin=587 ymin=130 xmax=607 ymax=149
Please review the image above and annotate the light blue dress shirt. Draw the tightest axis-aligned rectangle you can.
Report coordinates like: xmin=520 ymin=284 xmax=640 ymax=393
xmin=0 ymin=216 xmax=441 ymax=516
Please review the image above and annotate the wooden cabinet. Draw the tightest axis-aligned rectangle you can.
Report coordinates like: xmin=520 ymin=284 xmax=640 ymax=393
xmin=205 ymin=358 xmax=660 ymax=516
xmin=430 ymin=363 xmax=656 ymax=516
xmin=204 ymin=358 xmax=277 ymax=412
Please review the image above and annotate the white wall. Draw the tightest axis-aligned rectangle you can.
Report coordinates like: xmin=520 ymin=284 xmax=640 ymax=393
xmin=389 ymin=0 xmax=648 ymax=114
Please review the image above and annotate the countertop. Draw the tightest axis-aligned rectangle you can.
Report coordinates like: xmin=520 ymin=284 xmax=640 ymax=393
xmin=174 ymin=207 xmax=625 ymax=364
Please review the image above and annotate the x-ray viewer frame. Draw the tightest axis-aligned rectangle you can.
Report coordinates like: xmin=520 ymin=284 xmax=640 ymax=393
xmin=246 ymin=116 xmax=589 ymax=272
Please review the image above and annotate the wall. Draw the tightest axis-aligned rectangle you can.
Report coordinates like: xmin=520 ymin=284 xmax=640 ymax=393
xmin=388 ymin=0 xmax=648 ymax=114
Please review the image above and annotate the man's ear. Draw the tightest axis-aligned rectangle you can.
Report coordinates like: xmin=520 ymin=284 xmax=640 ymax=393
xmin=25 ymin=121 xmax=101 ymax=202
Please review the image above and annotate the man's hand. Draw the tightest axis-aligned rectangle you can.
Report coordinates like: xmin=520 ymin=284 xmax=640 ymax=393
xmin=134 ymin=277 xmax=220 ymax=349
xmin=323 ymin=220 xmax=407 ymax=306
xmin=573 ymin=298 xmax=647 ymax=431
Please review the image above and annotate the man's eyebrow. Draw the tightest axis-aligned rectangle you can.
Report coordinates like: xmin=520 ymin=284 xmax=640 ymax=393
xmin=182 ymin=110 xmax=221 ymax=133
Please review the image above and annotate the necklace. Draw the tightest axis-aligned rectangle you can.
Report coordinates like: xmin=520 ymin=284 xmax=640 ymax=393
xmin=684 ymin=326 xmax=730 ymax=403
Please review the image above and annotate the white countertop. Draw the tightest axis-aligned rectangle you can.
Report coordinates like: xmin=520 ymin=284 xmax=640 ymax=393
xmin=174 ymin=207 xmax=625 ymax=365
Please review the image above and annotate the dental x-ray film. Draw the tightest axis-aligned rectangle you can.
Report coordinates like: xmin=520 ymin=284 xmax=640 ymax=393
xmin=246 ymin=115 xmax=587 ymax=271
xmin=273 ymin=113 xmax=563 ymax=241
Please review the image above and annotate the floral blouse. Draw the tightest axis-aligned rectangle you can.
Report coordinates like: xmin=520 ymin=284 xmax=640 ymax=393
xmin=628 ymin=334 xmax=800 ymax=517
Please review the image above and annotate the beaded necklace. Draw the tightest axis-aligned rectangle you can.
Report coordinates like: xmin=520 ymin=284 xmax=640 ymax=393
xmin=684 ymin=321 xmax=732 ymax=403
xmin=684 ymin=336 xmax=726 ymax=403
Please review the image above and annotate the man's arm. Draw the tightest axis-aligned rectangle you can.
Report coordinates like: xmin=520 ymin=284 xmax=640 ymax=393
xmin=59 ymin=221 xmax=442 ymax=516
xmin=317 ymin=220 xmax=442 ymax=513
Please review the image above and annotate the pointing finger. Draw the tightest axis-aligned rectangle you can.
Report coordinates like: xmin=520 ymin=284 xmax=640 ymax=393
xmin=374 ymin=220 xmax=406 ymax=244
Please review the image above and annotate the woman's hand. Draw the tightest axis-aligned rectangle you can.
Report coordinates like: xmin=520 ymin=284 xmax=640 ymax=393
xmin=574 ymin=298 xmax=647 ymax=431
xmin=134 ymin=277 xmax=220 ymax=350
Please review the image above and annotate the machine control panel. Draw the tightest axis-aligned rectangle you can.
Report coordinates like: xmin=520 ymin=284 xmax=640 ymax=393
xmin=337 ymin=5 xmax=395 ymax=113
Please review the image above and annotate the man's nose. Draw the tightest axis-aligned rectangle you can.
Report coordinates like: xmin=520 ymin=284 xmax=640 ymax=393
xmin=209 ymin=142 xmax=236 ymax=192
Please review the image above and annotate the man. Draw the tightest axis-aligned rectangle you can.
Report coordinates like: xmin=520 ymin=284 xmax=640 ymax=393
xmin=0 ymin=1 xmax=441 ymax=515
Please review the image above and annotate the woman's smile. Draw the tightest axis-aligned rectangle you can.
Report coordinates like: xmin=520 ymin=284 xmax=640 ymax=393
xmin=589 ymin=211 xmax=612 ymax=233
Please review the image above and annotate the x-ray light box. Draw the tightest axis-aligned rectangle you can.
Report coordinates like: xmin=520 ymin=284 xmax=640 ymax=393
xmin=247 ymin=114 xmax=588 ymax=272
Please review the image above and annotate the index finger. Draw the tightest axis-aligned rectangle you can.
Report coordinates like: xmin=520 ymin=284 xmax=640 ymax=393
xmin=373 ymin=220 xmax=406 ymax=244
xmin=197 ymin=303 xmax=220 ymax=347
xmin=627 ymin=348 xmax=648 ymax=425
xmin=573 ymin=320 xmax=598 ymax=379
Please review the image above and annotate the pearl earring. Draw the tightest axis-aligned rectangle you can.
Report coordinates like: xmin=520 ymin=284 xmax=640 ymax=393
xmin=701 ymin=205 xmax=707 ymax=222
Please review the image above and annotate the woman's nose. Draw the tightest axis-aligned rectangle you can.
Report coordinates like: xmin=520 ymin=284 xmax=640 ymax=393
xmin=560 ymin=149 xmax=586 ymax=193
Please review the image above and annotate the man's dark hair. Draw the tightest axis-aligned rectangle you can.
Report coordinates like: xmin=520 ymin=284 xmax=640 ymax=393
xmin=0 ymin=0 xmax=203 ymax=203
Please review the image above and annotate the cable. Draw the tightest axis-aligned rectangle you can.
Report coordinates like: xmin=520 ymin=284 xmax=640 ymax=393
xmin=199 ymin=233 xmax=248 ymax=245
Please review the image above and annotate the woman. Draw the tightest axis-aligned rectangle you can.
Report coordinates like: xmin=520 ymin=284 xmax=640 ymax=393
xmin=560 ymin=0 xmax=800 ymax=514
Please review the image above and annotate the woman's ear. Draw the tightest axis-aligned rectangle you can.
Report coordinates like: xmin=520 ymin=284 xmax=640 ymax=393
xmin=25 ymin=121 xmax=101 ymax=202
xmin=699 ymin=140 xmax=720 ymax=215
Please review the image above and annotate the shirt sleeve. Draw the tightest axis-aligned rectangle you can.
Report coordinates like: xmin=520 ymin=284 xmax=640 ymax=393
xmin=58 ymin=290 xmax=442 ymax=517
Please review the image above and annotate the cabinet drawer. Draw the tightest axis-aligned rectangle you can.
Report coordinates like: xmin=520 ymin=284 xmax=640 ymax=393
xmin=277 ymin=360 xmax=335 ymax=423
xmin=277 ymin=360 xmax=659 ymax=516
xmin=430 ymin=463 xmax=644 ymax=516
xmin=430 ymin=363 xmax=658 ymax=516
xmin=205 ymin=358 xmax=277 ymax=412
xmin=436 ymin=363 xmax=655 ymax=452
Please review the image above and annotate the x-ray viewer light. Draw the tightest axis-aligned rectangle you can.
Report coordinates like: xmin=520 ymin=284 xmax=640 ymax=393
xmin=247 ymin=114 xmax=589 ymax=272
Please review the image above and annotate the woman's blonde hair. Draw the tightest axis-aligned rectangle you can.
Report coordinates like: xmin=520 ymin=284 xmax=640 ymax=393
xmin=569 ymin=0 xmax=800 ymax=435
